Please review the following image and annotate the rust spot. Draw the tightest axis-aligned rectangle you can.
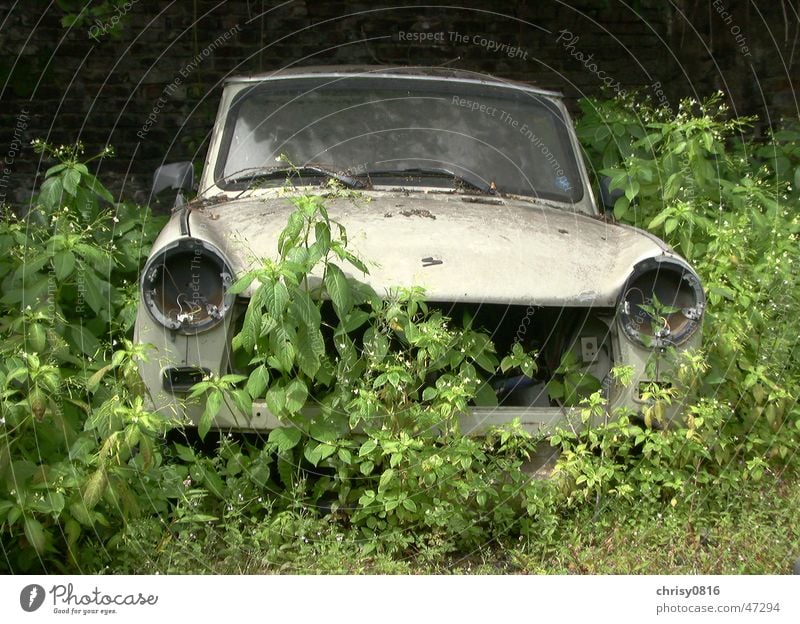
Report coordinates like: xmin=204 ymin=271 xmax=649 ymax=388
xmin=400 ymin=209 xmax=436 ymax=219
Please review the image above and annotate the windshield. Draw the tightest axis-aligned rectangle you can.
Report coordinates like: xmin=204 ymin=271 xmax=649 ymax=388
xmin=215 ymin=75 xmax=584 ymax=202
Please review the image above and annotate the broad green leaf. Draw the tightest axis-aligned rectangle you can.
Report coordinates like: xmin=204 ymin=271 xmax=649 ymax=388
xmin=304 ymin=441 xmax=322 ymax=466
xmin=309 ymin=422 xmax=337 ymax=443
xmin=228 ymin=272 xmax=256 ymax=295
xmin=266 ymin=280 xmax=290 ymax=318
xmin=296 ymin=325 xmax=323 ymax=378
xmin=337 ymin=448 xmax=352 ymax=464
xmin=290 ymin=287 xmax=321 ymax=329
xmin=62 ymin=168 xmax=81 ymax=196
xmin=278 ymin=211 xmax=305 ymax=257
xmin=39 ymin=176 xmax=63 ymax=209
xmin=284 ymin=378 xmax=308 ymax=413
xmin=24 ymin=517 xmax=46 ymax=554
xmin=473 ymin=382 xmax=498 ymax=407
xmin=83 ymin=467 xmax=107 ymax=510
xmin=173 ymin=443 xmax=196 ymax=462
xmin=613 ymin=195 xmax=629 ymax=220
xmin=245 ymin=365 xmax=270 ymax=399
xmin=340 ymin=309 xmax=370 ymax=333
xmin=269 ymin=426 xmax=302 ymax=452
xmin=45 ymin=163 xmax=67 ymax=178
xmin=402 ymin=498 xmax=417 ymax=512
xmin=69 ymin=502 xmax=93 ymax=526
xmin=378 ymin=468 xmax=394 ymax=492
xmin=198 ymin=391 xmax=223 ymax=439
xmin=230 ymin=388 xmax=252 ymax=418
xmin=265 ymin=384 xmax=286 ymax=417
xmin=81 ymin=271 xmax=110 ymax=315
xmin=325 ymin=263 xmax=352 ymax=318
xmin=648 ymin=211 xmax=670 ymax=230
xmin=314 ymin=221 xmax=331 ymax=254
xmin=69 ymin=436 xmax=97 ymax=461
xmin=68 ymin=323 xmax=101 ymax=357
xmin=80 ymin=170 xmax=114 ymax=203
xmin=359 ymin=438 xmax=377 ymax=457
xmin=197 ymin=463 xmax=225 ymax=498
xmin=52 ymin=250 xmax=76 ymax=281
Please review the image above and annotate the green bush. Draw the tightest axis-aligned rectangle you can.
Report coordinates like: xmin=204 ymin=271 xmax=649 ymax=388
xmin=3 ymin=90 xmax=799 ymax=572
xmin=564 ymin=92 xmax=800 ymax=508
xmin=0 ymin=142 xmax=173 ymax=571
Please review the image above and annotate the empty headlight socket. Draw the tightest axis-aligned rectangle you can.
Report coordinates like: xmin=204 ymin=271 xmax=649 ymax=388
xmin=618 ymin=256 xmax=705 ymax=349
xmin=141 ymin=237 xmax=234 ymax=334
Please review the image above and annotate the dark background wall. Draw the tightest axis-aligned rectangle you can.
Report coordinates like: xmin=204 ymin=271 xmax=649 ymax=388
xmin=1 ymin=0 xmax=798 ymax=205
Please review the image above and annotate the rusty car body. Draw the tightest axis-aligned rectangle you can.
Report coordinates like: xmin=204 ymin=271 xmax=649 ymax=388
xmin=134 ymin=66 xmax=705 ymax=435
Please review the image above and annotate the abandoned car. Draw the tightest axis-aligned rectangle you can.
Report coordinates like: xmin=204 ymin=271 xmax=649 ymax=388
xmin=134 ymin=66 xmax=705 ymax=435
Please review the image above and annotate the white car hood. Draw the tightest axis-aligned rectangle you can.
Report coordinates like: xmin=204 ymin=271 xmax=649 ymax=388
xmin=185 ymin=192 xmax=670 ymax=307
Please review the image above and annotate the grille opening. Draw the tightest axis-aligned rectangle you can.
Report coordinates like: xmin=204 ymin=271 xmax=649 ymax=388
xmin=229 ymin=300 xmax=615 ymax=409
xmin=427 ymin=303 xmax=614 ymax=407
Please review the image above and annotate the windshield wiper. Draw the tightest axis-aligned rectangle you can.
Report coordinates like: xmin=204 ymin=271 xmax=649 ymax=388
xmin=361 ymin=167 xmax=496 ymax=195
xmin=222 ymin=165 xmax=365 ymax=189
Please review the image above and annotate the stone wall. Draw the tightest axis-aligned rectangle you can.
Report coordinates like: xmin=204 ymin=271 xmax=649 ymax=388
xmin=0 ymin=0 xmax=797 ymax=205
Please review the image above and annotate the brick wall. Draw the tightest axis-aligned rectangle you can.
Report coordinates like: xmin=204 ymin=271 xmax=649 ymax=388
xmin=0 ymin=0 xmax=797 ymax=205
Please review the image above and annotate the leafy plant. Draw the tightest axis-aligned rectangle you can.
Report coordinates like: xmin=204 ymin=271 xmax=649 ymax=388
xmin=0 ymin=141 xmax=172 ymax=571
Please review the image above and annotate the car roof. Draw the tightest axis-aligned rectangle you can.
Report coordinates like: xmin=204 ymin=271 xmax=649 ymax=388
xmin=223 ymin=65 xmax=563 ymax=98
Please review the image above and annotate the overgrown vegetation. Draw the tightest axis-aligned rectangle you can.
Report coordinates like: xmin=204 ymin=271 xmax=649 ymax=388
xmin=1 ymin=92 xmax=798 ymax=573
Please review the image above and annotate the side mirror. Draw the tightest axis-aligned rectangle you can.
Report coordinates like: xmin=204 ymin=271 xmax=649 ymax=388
xmin=599 ymin=175 xmax=624 ymax=213
xmin=151 ymin=162 xmax=194 ymax=207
